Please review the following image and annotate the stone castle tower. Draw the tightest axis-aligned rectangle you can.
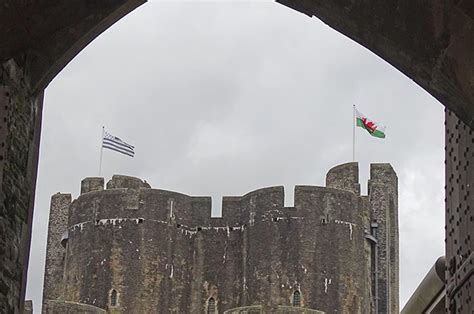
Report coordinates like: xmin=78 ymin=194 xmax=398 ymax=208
xmin=41 ymin=162 xmax=398 ymax=313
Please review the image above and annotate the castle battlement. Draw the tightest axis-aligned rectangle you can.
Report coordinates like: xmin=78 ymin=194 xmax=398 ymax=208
xmin=68 ymin=162 xmax=380 ymax=229
xmin=68 ymin=183 xmax=362 ymax=231
xmin=43 ymin=162 xmax=399 ymax=313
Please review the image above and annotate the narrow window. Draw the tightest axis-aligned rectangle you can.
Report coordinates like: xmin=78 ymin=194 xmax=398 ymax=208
xmin=110 ymin=289 xmax=118 ymax=306
xmin=207 ymin=297 xmax=216 ymax=314
xmin=292 ymin=290 xmax=301 ymax=307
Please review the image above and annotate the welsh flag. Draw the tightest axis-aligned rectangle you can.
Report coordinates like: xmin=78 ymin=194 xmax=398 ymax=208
xmin=355 ymin=109 xmax=386 ymax=138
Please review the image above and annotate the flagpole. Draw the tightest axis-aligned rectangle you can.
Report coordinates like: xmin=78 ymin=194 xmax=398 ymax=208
xmin=98 ymin=126 xmax=105 ymax=176
xmin=352 ymin=105 xmax=356 ymax=161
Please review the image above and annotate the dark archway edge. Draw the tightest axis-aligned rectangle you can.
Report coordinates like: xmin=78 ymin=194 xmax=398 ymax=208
xmin=0 ymin=0 xmax=146 ymax=92
xmin=277 ymin=0 xmax=473 ymax=128
xmin=0 ymin=0 xmax=472 ymax=312
xmin=0 ymin=1 xmax=472 ymax=126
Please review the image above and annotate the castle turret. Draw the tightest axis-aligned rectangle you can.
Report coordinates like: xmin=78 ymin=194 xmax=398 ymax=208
xmin=42 ymin=193 xmax=71 ymax=303
xmin=368 ymin=163 xmax=399 ymax=313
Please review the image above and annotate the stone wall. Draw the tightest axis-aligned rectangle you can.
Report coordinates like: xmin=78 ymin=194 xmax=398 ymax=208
xmin=368 ymin=164 xmax=398 ymax=314
xmin=23 ymin=300 xmax=33 ymax=314
xmin=80 ymin=178 xmax=104 ymax=195
xmin=326 ymin=162 xmax=361 ymax=195
xmin=0 ymin=59 xmax=43 ymax=313
xmin=445 ymin=109 xmax=474 ymax=312
xmin=43 ymin=300 xmax=105 ymax=314
xmin=43 ymin=163 xmax=398 ymax=313
xmin=43 ymin=193 xmax=72 ymax=302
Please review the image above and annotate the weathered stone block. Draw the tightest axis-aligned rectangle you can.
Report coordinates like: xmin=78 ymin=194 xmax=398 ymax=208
xmin=81 ymin=178 xmax=104 ymax=195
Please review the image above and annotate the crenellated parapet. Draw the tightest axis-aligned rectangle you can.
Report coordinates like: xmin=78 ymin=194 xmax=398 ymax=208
xmin=106 ymin=174 xmax=151 ymax=190
xmin=69 ymin=179 xmax=363 ymax=231
xmin=326 ymin=162 xmax=361 ymax=195
xmin=43 ymin=162 xmax=398 ymax=314
xmin=80 ymin=177 xmax=104 ymax=194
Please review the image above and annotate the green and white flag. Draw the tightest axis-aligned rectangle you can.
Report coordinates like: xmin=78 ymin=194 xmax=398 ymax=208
xmin=355 ymin=109 xmax=386 ymax=139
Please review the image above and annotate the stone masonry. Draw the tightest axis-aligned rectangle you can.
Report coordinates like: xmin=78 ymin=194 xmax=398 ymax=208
xmin=368 ymin=165 xmax=399 ymax=314
xmin=41 ymin=162 xmax=398 ymax=313
xmin=0 ymin=60 xmax=42 ymax=314
xmin=42 ymin=193 xmax=72 ymax=302
xmin=445 ymin=109 xmax=474 ymax=312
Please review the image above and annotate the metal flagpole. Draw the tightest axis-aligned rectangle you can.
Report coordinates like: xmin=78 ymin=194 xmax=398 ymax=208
xmin=98 ymin=126 xmax=105 ymax=176
xmin=353 ymin=105 xmax=356 ymax=161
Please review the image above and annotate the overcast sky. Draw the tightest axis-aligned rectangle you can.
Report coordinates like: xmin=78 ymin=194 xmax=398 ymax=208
xmin=26 ymin=1 xmax=445 ymax=312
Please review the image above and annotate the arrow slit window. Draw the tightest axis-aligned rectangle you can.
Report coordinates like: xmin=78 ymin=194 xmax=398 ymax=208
xmin=207 ymin=297 xmax=216 ymax=314
xmin=293 ymin=290 xmax=301 ymax=307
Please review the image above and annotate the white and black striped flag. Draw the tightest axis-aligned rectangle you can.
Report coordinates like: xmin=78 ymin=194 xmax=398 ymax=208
xmin=102 ymin=131 xmax=135 ymax=157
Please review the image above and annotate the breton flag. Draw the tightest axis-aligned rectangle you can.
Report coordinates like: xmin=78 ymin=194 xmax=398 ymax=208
xmin=102 ymin=131 xmax=135 ymax=157
xmin=355 ymin=109 xmax=386 ymax=139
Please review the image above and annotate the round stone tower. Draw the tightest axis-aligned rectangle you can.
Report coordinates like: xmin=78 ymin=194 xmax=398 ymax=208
xmin=42 ymin=164 xmax=398 ymax=313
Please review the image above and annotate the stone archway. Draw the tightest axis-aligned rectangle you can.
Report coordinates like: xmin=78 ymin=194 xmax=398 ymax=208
xmin=0 ymin=1 xmax=472 ymax=312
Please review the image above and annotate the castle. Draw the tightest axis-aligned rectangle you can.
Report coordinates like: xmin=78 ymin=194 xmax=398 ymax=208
xmin=41 ymin=162 xmax=398 ymax=313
